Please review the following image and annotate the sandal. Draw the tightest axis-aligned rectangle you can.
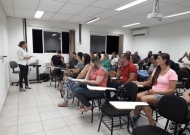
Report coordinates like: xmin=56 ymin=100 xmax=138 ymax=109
xmin=25 ymin=86 xmax=31 ymax=89
xmin=81 ymin=106 xmax=92 ymax=112
xmin=19 ymin=88 xmax=26 ymax=92
xmin=58 ymin=102 xmax=68 ymax=107
xmin=57 ymin=86 xmax=63 ymax=91
xmin=77 ymin=104 xmax=85 ymax=110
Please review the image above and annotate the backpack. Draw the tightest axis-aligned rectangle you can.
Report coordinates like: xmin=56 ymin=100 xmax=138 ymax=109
xmin=40 ymin=72 xmax=50 ymax=82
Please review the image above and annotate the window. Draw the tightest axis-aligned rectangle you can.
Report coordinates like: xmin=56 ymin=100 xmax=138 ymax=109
xmin=43 ymin=31 xmax=61 ymax=53
xmin=90 ymin=35 xmax=106 ymax=53
xmin=106 ymin=35 xmax=119 ymax=54
xmin=32 ymin=29 xmax=69 ymax=54
xmin=90 ymin=34 xmax=119 ymax=54
xmin=33 ymin=29 xmax=43 ymax=53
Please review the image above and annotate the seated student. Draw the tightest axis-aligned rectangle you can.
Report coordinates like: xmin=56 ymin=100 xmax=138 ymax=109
xmin=96 ymin=52 xmax=103 ymax=61
xmin=110 ymin=52 xmax=118 ymax=70
xmin=50 ymin=50 xmax=64 ymax=73
xmin=148 ymin=54 xmax=158 ymax=74
xmin=57 ymin=52 xmax=84 ymax=90
xmin=178 ymin=52 xmax=190 ymax=71
xmin=126 ymin=51 xmax=131 ymax=55
xmin=130 ymin=54 xmax=139 ymax=70
xmin=143 ymin=54 xmax=152 ymax=69
xmin=102 ymin=54 xmax=110 ymax=72
xmin=158 ymin=51 xmax=162 ymax=55
xmin=90 ymin=51 xmax=95 ymax=59
xmin=105 ymin=53 xmax=138 ymax=101
xmin=132 ymin=53 xmax=178 ymax=126
xmin=73 ymin=57 xmax=108 ymax=112
xmin=69 ymin=52 xmax=78 ymax=66
xmin=134 ymin=51 xmax=141 ymax=61
xmin=58 ymin=53 xmax=91 ymax=107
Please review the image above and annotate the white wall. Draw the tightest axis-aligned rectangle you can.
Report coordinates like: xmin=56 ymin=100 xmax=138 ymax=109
xmin=8 ymin=17 xmax=133 ymax=79
xmin=133 ymin=20 xmax=190 ymax=62
xmin=0 ymin=3 xmax=10 ymax=112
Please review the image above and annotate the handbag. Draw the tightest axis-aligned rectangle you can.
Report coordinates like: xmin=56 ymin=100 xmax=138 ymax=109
xmin=116 ymin=85 xmax=129 ymax=101
xmin=39 ymin=72 xmax=50 ymax=82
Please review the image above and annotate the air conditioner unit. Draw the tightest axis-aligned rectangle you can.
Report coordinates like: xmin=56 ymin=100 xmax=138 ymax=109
xmin=132 ymin=28 xmax=149 ymax=36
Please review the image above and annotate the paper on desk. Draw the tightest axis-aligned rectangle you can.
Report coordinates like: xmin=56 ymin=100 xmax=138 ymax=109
xmin=87 ymin=85 xmax=116 ymax=91
xmin=71 ymin=79 xmax=86 ymax=82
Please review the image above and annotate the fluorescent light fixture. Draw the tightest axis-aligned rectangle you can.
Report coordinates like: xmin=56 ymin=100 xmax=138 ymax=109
xmin=115 ymin=0 xmax=148 ymax=11
xmin=86 ymin=18 xmax=100 ymax=24
xmin=122 ymin=23 xmax=141 ymax=27
xmin=34 ymin=10 xmax=44 ymax=18
xmin=52 ymin=34 xmax=57 ymax=36
xmin=164 ymin=11 xmax=190 ymax=18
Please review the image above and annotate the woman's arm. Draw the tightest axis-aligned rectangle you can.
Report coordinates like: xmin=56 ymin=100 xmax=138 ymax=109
xmin=151 ymin=80 xmax=177 ymax=95
xmin=77 ymin=65 xmax=89 ymax=79
xmin=86 ymin=76 xmax=104 ymax=86
xmin=136 ymin=77 xmax=152 ymax=86
xmin=85 ymin=66 xmax=92 ymax=80
xmin=17 ymin=50 xmax=31 ymax=60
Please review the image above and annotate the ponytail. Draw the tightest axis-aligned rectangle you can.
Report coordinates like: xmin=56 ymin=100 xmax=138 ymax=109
xmin=151 ymin=66 xmax=161 ymax=86
xmin=18 ymin=41 xmax=26 ymax=47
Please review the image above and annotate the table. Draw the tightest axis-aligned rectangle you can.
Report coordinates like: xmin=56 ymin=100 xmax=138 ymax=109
xmin=138 ymin=85 xmax=144 ymax=87
xmin=109 ymin=101 xmax=148 ymax=110
xmin=29 ymin=64 xmax=42 ymax=83
xmin=182 ymin=78 xmax=188 ymax=80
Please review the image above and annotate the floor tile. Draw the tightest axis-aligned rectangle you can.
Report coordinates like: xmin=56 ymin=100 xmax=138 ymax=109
xmin=59 ymin=108 xmax=81 ymax=117
xmin=35 ymin=96 xmax=51 ymax=101
xmin=4 ymin=99 xmax=18 ymax=105
xmin=63 ymin=114 xmax=88 ymax=126
xmin=19 ymin=102 xmax=37 ymax=109
xmin=27 ymin=132 xmax=45 ymax=135
xmin=0 ymin=117 xmax=17 ymax=128
xmin=18 ymin=114 xmax=41 ymax=125
xmin=45 ymin=127 xmax=73 ymax=135
xmin=18 ymin=122 xmax=43 ymax=135
xmin=2 ymin=104 xmax=18 ymax=111
xmin=40 ymin=111 xmax=61 ymax=120
xmin=69 ymin=123 xmax=97 ymax=135
xmin=19 ymin=98 xmax=36 ymax=103
xmin=42 ymin=118 xmax=67 ymax=130
xmin=18 ymin=107 xmax=38 ymax=116
xmin=0 ymin=126 xmax=17 ymax=135
xmin=0 ymin=110 xmax=18 ymax=118
xmin=38 ymin=105 xmax=57 ymax=113
xmin=36 ymin=100 xmax=54 ymax=107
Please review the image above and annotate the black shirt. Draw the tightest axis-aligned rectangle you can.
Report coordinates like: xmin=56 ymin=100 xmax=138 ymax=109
xmin=51 ymin=55 xmax=63 ymax=66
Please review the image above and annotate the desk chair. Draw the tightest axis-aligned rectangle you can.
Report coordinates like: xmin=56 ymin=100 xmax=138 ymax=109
xmin=9 ymin=61 xmax=20 ymax=86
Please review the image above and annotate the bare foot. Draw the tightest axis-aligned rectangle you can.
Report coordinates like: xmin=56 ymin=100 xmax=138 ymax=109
xmin=77 ymin=104 xmax=85 ymax=110
xmin=81 ymin=106 xmax=92 ymax=112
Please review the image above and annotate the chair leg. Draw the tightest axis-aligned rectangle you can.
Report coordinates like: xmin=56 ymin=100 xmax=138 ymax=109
xmin=111 ymin=117 xmax=113 ymax=135
xmin=119 ymin=117 xmax=122 ymax=128
xmin=72 ymin=95 xmax=75 ymax=103
xmin=127 ymin=116 xmax=133 ymax=134
xmin=156 ymin=109 xmax=158 ymax=122
xmin=98 ymin=113 xmax=103 ymax=131
xmin=91 ymin=100 xmax=94 ymax=123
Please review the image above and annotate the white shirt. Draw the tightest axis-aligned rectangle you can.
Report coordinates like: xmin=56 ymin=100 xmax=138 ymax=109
xmin=111 ymin=58 xmax=118 ymax=66
xmin=183 ymin=58 xmax=190 ymax=69
xmin=16 ymin=47 xmax=29 ymax=65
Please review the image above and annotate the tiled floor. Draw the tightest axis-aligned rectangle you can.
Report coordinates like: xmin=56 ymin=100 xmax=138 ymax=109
xmin=0 ymin=82 xmax=166 ymax=135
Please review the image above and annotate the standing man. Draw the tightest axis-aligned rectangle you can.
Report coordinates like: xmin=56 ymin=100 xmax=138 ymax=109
xmin=106 ymin=53 xmax=138 ymax=101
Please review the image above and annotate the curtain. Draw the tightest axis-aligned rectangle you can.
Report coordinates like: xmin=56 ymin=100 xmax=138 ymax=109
xmin=118 ymin=34 xmax=124 ymax=57
xmin=69 ymin=30 xmax=75 ymax=58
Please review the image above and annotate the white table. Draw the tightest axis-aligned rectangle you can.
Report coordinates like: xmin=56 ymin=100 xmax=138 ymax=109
xmin=109 ymin=101 xmax=148 ymax=110
xmin=138 ymin=85 xmax=144 ymax=87
xmin=182 ymin=78 xmax=188 ymax=80
xmin=71 ymin=79 xmax=86 ymax=82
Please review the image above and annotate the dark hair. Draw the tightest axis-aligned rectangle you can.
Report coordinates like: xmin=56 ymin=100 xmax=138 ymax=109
xmin=57 ymin=50 xmax=61 ymax=53
xmin=18 ymin=41 xmax=26 ymax=47
xmin=90 ymin=51 xmax=94 ymax=54
xmin=96 ymin=52 xmax=101 ymax=59
xmin=152 ymin=54 xmax=158 ymax=60
xmin=149 ymin=51 xmax=152 ymax=54
xmin=152 ymin=53 xmax=170 ymax=86
xmin=158 ymin=51 xmax=162 ymax=54
xmin=148 ymin=54 xmax=152 ymax=59
xmin=131 ymin=55 xmax=138 ymax=64
xmin=111 ymin=52 xmax=117 ymax=60
xmin=72 ymin=52 xmax=76 ymax=55
xmin=123 ymin=53 xmax=130 ymax=61
xmin=126 ymin=51 xmax=131 ymax=55
xmin=83 ymin=53 xmax=90 ymax=66
xmin=77 ymin=52 xmax=83 ymax=60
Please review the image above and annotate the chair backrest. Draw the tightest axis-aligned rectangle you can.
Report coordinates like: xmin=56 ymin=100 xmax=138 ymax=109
xmin=158 ymin=95 xmax=188 ymax=124
xmin=177 ymin=70 xmax=190 ymax=81
xmin=117 ymin=83 xmax=138 ymax=102
xmin=185 ymin=78 xmax=190 ymax=89
xmin=9 ymin=61 xmax=18 ymax=71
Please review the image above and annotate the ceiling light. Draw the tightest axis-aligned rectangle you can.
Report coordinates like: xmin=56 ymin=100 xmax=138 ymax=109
xmin=164 ymin=11 xmax=190 ymax=18
xmin=115 ymin=0 xmax=148 ymax=11
xmin=34 ymin=11 xmax=44 ymax=18
xmin=122 ymin=23 xmax=141 ymax=27
xmin=86 ymin=18 xmax=100 ymax=24
xmin=52 ymin=34 xmax=57 ymax=36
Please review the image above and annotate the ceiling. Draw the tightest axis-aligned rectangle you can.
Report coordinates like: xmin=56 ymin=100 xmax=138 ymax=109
xmin=1 ymin=0 xmax=190 ymax=29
